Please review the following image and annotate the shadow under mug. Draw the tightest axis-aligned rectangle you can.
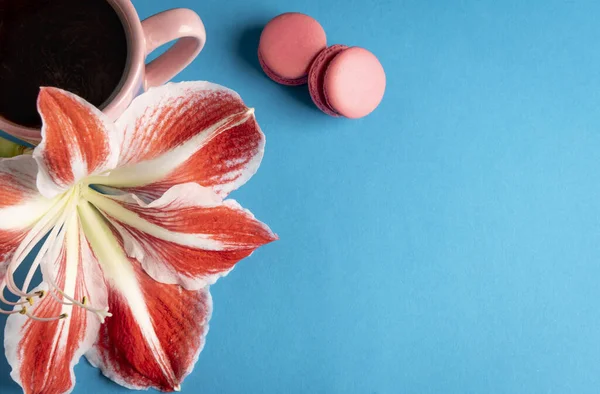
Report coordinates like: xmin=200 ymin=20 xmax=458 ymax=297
xmin=0 ymin=0 xmax=206 ymax=145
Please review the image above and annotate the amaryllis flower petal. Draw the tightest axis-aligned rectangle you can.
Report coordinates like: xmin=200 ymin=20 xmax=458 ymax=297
xmin=87 ymin=82 xmax=265 ymax=201
xmin=78 ymin=202 xmax=211 ymax=391
xmin=87 ymin=265 xmax=212 ymax=392
xmin=34 ymin=87 xmax=120 ymax=198
xmin=4 ymin=211 xmax=107 ymax=394
xmin=83 ymin=183 xmax=277 ymax=290
xmin=0 ymin=156 xmax=56 ymax=283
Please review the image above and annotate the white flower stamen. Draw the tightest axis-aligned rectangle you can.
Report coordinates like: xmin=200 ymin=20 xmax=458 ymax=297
xmin=3 ymin=195 xmax=69 ymax=299
xmin=0 ymin=306 xmax=27 ymax=316
xmin=25 ymin=308 xmax=68 ymax=322
xmin=1 ymin=184 xmax=113 ymax=323
xmin=0 ymin=283 xmax=30 ymax=306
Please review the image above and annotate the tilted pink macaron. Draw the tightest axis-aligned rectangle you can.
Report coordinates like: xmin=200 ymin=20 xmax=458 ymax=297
xmin=258 ymin=12 xmax=327 ymax=86
xmin=308 ymin=46 xmax=386 ymax=119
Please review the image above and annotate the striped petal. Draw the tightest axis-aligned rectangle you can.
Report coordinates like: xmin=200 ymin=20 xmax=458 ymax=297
xmin=0 ymin=156 xmax=55 ymax=283
xmin=88 ymin=81 xmax=265 ymax=201
xmin=34 ymin=87 xmax=120 ymax=199
xmin=78 ymin=202 xmax=212 ymax=391
xmin=4 ymin=211 xmax=107 ymax=394
xmin=84 ymin=183 xmax=277 ymax=290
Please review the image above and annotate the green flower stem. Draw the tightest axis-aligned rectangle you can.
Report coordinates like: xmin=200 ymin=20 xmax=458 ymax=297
xmin=0 ymin=136 xmax=29 ymax=158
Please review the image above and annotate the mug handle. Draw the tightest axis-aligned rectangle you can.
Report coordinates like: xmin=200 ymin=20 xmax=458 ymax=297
xmin=141 ymin=8 xmax=206 ymax=89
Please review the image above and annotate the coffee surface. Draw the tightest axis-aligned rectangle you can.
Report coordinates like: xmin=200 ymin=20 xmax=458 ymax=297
xmin=0 ymin=0 xmax=128 ymax=127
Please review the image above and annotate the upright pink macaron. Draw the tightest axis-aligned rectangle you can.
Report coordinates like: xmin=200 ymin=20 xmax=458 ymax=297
xmin=258 ymin=13 xmax=327 ymax=86
xmin=309 ymin=46 xmax=386 ymax=119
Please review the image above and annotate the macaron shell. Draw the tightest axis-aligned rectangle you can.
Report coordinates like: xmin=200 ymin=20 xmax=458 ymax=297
xmin=323 ymin=47 xmax=386 ymax=119
xmin=308 ymin=45 xmax=348 ymax=116
xmin=258 ymin=13 xmax=327 ymax=83
xmin=258 ymin=49 xmax=307 ymax=86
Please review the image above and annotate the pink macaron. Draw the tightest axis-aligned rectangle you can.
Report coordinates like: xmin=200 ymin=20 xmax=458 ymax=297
xmin=309 ymin=46 xmax=386 ymax=119
xmin=258 ymin=12 xmax=327 ymax=86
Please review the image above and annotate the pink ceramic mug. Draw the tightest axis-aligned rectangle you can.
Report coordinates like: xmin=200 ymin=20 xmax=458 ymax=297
xmin=0 ymin=0 xmax=206 ymax=144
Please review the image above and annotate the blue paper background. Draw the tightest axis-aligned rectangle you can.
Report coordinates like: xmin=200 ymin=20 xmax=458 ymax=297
xmin=3 ymin=0 xmax=600 ymax=392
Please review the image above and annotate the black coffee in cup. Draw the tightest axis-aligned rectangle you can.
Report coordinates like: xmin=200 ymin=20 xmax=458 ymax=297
xmin=0 ymin=0 xmax=128 ymax=127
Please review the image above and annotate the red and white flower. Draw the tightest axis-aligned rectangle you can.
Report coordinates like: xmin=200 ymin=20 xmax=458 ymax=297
xmin=0 ymin=82 xmax=276 ymax=393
